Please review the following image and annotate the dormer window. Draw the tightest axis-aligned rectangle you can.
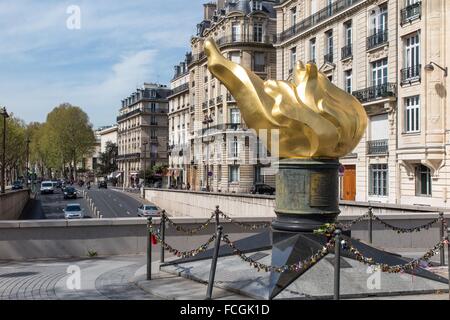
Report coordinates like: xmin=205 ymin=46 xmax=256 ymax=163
xmin=251 ymin=0 xmax=262 ymax=11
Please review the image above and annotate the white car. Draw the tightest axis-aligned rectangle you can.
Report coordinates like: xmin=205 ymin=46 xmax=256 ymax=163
xmin=63 ymin=204 xmax=84 ymax=219
xmin=137 ymin=204 xmax=161 ymax=217
xmin=40 ymin=181 xmax=55 ymax=194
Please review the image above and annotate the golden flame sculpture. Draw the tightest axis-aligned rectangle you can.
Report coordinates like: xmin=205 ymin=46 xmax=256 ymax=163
xmin=204 ymin=38 xmax=368 ymax=159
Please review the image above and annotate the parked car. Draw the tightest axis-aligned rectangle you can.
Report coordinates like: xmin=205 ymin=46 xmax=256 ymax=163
xmin=137 ymin=204 xmax=161 ymax=217
xmin=63 ymin=186 xmax=78 ymax=199
xmin=63 ymin=204 xmax=84 ymax=219
xmin=12 ymin=181 xmax=24 ymax=190
xmin=250 ymin=183 xmax=275 ymax=195
xmin=98 ymin=181 xmax=107 ymax=189
xmin=40 ymin=181 xmax=55 ymax=194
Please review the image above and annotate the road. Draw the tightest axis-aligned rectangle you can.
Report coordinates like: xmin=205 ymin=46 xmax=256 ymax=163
xmin=21 ymin=186 xmax=149 ymax=220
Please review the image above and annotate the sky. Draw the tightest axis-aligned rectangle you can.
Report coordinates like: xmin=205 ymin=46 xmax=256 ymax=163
xmin=0 ymin=0 xmax=206 ymax=128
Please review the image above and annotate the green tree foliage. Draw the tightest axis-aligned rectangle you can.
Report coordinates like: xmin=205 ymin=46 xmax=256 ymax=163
xmin=96 ymin=142 xmax=118 ymax=176
xmin=0 ymin=115 xmax=27 ymax=177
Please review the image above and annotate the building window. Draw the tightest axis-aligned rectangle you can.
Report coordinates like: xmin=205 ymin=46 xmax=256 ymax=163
xmin=371 ymin=4 xmax=387 ymax=35
xmin=405 ymin=96 xmax=420 ymax=133
xmin=371 ymin=58 xmax=388 ymax=87
xmin=253 ymin=52 xmax=265 ymax=72
xmin=230 ymin=51 xmax=241 ymax=65
xmin=310 ymin=0 xmax=317 ymax=15
xmin=309 ymin=38 xmax=316 ymax=63
xmin=232 ymin=23 xmax=241 ymax=42
xmin=229 ymin=165 xmax=240 ymax=182
xmin=345 ymin=70 xmax=352 ymax=93
xmin=251 ymin=0 xmax=262 ymax=11
xmin=290 ymin=47 xmax=297 ymax=71
xmin=369 ymin=164 xmax=388 ymax=196
xmin=344 ymin=20 xmax=352 ymax=47
xmin=416 ymin=164 xmax=431 ymax=196
xmin=290 ymin=6 xmax=297 ymax=27
xmin=325 ymin=30 xmax=333 ymax=63
xmin=402 ymin=32 xmax=421 ymax=82
xmin=230 ymin=109 xmax=240 ymax=124
xmin=232 ymin=136 xmax=239 ymax=157
xmin=253 ymin=23 xmax=263 ymax=42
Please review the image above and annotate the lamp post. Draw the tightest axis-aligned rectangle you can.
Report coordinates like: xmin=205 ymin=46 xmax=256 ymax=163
xmin=142 ymin=141 xmax=148 ymax=195
xmin=26 ymin=138 xmax=30 ymax=189
xmin=1 ymin=107 xmax=9 ymax=194
xmin=202 ymin=115 xmax=213 ymax=191
xmin=424 ymin=62 xmax=448 ymax=77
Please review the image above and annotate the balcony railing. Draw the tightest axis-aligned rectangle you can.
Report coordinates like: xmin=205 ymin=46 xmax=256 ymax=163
xmin=277 ymin=0 xmax=363 ymax=43
xmin=215 ymin=34 xmax=273 ymax=47
xmin=401 ymin=1 xmax=422 ymax=25
xmin=367 ymin=31 xmax=388 ymax=50
xmin=367 ymin=139 xmax=388 ymax=155
xmin=117 ymin=153 xmax=141 ymax=160
xmin=352 ymin=83 xmax=397 ymax=103
xmin=341 ymin=44 xmax=352 ymax=60
xmin=169 ymin=83 xmax=189 ymax=97
xmin=117 ymin=109 xmax=141 ymax=122
xmin=324 ymin=53 xmax=333 ymax=64
xmin=401 ymin=65 xmax=421 ymax=84
xmin=253 ymin=64 xmax=266 ymax=72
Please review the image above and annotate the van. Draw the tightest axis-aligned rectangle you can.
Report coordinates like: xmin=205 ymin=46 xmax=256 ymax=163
xmin=41 ymin=181 xmax=55 ymax=194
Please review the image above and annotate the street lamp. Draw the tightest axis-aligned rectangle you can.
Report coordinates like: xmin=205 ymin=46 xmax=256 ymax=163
xmin=142 ymin=141 xmax=148 ymax=192
xmin=26 ymin=138 xmax=30 ymax=189
xmin=202 ymin=115 xmax=214 ymax=191
xmin=1 ymin=107 xmax=10 ymax=194
xmin=424 ymin=61 xmax=448 ymax=77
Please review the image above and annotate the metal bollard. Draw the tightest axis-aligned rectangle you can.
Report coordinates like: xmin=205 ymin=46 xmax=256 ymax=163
xmin=147 ymin=217 xmax=153 ymax=280
xmin=439 ymin=212 xmax=445 ymax=266
xmin=368 ymin=207 xmax=373 ymax=244
xmin=215 ymin=205 xmax=220 ymax=226
xmin=447 ymin=227 xmax=450 ymax=301
xmin=160 ymin=211 xmax=166 ymax=264
xmin=206 ymin=225 xmax=223 ymax=300
xmin=334 ymin=229 xmax=342 ymax=300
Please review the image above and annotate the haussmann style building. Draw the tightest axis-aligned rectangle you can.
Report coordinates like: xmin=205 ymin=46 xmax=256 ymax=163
xmin=184 ymin=0 xmax=280 ymax=193
xmin=116 ymin=83 xmax=171 ymax=188
xmin=274 ymin=0 xmax=450 ymax=207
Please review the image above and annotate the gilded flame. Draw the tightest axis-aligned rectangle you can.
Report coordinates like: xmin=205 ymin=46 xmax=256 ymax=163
xmin=204 ymin=38 xmax=368 ymax=159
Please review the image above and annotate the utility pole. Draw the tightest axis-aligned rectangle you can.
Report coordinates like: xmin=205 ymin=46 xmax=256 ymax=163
xmin=143 ymin=141 xmax=148 ymax=197
xmin=26 ymin=138 xmax=30 ymax=189
xmin=1 ymin=107 xmax=9 ymax=194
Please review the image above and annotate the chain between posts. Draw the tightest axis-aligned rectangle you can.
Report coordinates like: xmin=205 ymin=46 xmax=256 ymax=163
xmin=148 ymin=224 xmax=216 ymax=259
xmin=164 ymin=212 xmax=216 ymax=235
xmin=217 ymin=210 xmax=270 ymax=231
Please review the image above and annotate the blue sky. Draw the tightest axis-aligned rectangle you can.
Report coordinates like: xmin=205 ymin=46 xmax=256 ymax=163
xmin=0 ymin=0 xmax=205 ymax=127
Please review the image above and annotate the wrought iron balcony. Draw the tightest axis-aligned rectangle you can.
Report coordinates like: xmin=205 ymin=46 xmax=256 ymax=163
xmin=341 ymin=44 xmax=352 ymax=60
xmin=277 ymin=0 xmax=364 ymax=43
xmin=253 ymin=64 xmax=266 ymax=72
xmin=117 ymin=109 xmax=142 ymax=122
xmin=401 ymin=65 xmax=421 ymax=84
xmin=401 ymin=1 xmax=422 ymax=25
xmin=215 ymin=34 xmax=273 ymax=46
xmin=324 ymin=53 xmax=333 ymax=64
xmin=352 ymin=83 xmax=397 ymax=103
xmin=367 ymin=139 xmax=388 ymax=155
xmin=367 ymin=31 xmax=388 ymax=50
xmin=169 ymin=83 xmax=189 ymax=97
xmin=225 ymin=123 xmax=242 ymax=131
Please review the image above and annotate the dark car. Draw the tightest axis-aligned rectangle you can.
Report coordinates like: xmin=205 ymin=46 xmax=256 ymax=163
xmin=250 ymin=184 xmax=275 ymax=195
xmin=63 ymin=187 xmax=78 ymax=199
xmin=12 ymin=181 xmax=24 ymax=190
xmin=98 ymin=181 xmax=107 ymax=189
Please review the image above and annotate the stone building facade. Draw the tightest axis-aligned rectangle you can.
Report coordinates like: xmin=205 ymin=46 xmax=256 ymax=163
xmin=186 ymin=0 xmax=279 ymax=193
xmin=117 ymin=83 xmax=170 ymax=187
xmin=168 ymin=57 xmax=191 ymax=189
xmin=275 ymin=0 xmax=450 ymax=207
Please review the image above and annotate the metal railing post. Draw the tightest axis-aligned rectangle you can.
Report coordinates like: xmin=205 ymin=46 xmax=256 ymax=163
xmin=368 ymin=207 xmax=373 ymax=244
xmin=439 ymin=212 xmax=445 ymax=266
xmin=333 ymin=229 xmax=342 ymax=300
xmin=447 ymin=227 xmax=450 ymax=301
xmin=215 ymin=205 xmax=220 ymax=226
xmin=147 ymin=217 xmax=153 ymax=280
xmin=206 ymin=225 xmax=223 ymax=300
xmin=160 ymin=210 xmax=166 ymax=264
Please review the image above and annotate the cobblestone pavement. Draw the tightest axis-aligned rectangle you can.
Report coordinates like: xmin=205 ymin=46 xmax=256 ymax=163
xmin=0 ymin=255 xmax=159 ymax=300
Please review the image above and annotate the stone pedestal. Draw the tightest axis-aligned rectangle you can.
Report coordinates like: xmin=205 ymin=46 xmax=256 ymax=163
xmin=272 ymin=159 xmax=340 ymax=232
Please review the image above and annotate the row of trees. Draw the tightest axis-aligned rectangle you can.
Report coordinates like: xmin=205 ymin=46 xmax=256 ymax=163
xmin=0 ymin=103 xmax=97 ymax=183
